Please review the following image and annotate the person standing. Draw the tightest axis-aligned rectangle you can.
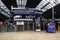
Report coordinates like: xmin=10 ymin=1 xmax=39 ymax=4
xmin=0 ymin=21 xmax=3 ymax=32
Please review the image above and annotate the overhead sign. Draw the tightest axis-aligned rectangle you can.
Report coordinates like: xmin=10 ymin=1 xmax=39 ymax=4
xmin=11 ymin=9 xmax=43 ymax=15
xmin=16 ymin=21 xmax=24 ymax=25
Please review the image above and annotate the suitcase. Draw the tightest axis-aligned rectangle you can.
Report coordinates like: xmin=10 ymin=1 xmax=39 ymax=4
xmin=47 ymin=23 xmax=56 ymax=33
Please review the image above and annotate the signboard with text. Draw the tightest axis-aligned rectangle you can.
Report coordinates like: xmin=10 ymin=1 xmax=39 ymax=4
xmin=11 ymin=9 xmax=43 ymax=15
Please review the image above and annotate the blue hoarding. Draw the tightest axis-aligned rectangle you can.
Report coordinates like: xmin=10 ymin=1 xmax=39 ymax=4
xmin=47 ymin=23 xmax=56 ymax=33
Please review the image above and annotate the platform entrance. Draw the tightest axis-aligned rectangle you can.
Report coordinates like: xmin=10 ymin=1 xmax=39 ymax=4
xmin=11 ymin=9 xmax=43 ymax=31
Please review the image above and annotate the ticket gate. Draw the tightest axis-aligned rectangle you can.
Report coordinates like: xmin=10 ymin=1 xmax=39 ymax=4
xmin=14 ymin=18 xmax=34 ymax=31
xmin=24 ymin=21 xmax=34 ymax=31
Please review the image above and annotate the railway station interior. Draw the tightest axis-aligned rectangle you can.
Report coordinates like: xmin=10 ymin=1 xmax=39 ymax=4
xmin=0 ymin=0 xmax=60 ymax=40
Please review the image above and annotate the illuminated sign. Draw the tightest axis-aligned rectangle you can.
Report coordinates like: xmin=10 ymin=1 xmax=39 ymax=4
xmin=11 ymin=9 xmax=43 ymax=15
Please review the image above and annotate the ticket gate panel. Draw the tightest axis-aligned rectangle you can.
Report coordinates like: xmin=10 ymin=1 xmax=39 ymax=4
xmin=16 ymin=21 xmax=34 ymax=31
xmin=24 ymin=21 xmax=34 ymax=31
xmin=14 ymin=18 xmax=34 ymax=31
xmin=17 ymin=25 xmax=23 ymax=31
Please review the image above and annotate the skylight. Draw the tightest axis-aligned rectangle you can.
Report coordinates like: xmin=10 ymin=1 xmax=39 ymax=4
xmin=36 ymin=0 xmax=60 ymax=12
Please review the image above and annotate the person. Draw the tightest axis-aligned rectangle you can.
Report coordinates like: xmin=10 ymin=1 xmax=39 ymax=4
xmin=3 ymin=20 xmax=10 ymax=32
xmin=0 ymin=21 xmax=3 ymax=26
xmin=0 ymin=21 xmax=3 ymax=32
xmin=35 ymin=17 xmax=40 ymax=29
xmin=45 ymin=21 xmax=50 ymax=32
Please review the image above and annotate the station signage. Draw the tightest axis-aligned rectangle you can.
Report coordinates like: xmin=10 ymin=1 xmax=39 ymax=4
xmin=11 ymin=9 xmax=43 ymax=15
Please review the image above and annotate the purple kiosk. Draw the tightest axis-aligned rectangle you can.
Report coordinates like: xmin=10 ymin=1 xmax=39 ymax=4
xmin=47 ymin=22 xmax=56 ymax=33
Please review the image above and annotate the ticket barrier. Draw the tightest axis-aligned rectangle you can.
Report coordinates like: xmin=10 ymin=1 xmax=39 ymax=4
xmin=14 ymin=18 xmax=34 ymax=31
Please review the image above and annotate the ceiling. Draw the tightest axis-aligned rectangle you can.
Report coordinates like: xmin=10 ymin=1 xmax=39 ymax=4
xmin=0 ymin=0 xmax=60 ymax=21
xmin=0 ymin=13 xmax=9 ymax=21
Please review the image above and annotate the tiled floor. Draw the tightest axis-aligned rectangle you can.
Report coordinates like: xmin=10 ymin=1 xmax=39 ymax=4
xmin=0 ymin=31 xmax=60 ymax=40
